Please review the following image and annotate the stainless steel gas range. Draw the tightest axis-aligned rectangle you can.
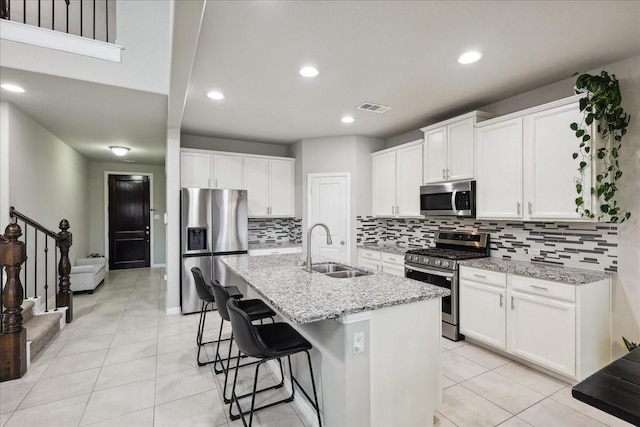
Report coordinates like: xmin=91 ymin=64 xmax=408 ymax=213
xmin=404 ymin=230 xmax=489 ymax=341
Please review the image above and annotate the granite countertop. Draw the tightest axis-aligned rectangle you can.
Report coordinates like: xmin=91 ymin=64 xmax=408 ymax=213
xmin=222 ymin=254 xmax=450 ymax=324
xmin=357 ymin=244 xmax=409 ymax=256
xmin=248 ymin=242 xmax=302 ymax=250
xmin=459 ymin=258 xmax=612 ymax=285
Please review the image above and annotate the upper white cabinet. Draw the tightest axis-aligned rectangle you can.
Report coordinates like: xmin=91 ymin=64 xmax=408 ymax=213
xmin=372 ymin=141 xmax=422 ymax=217
xmin=212 ymin=154 xmax=244 ymax=189
xmin=475 ymin=95 xmax=593 ymax=221
xmin=421 ymin=112 xmax=492 ymax=183
xmin=245 ymin=157 xmax=295 ymax=217
xmin=181 ymin=149 xmax=295 ymax=217
xmin=181 ymin=151 xmax=213 ymax=188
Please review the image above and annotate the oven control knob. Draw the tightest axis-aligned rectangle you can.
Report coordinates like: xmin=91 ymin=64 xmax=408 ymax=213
xmin=424 ymin=257 xmax=430 ymax=264
xmin=435 ymin=259 xmax=441 ymax=266
xmin=412 ymin=255 xmax=418 ymax=262
xmin=442 ymin=261 xmax=450 ymax=268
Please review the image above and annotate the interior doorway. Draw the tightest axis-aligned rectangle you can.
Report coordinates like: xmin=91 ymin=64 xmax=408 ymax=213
xmin=107 ymin=174 xmax=151 ymax=270
xmin=307 ymin=173 xmax=350 ymax=263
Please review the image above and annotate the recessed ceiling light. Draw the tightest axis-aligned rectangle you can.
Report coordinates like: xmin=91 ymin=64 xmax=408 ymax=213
xmin=458 ymin=51 xmax=482 ymax=64
xmin=109 ymin=146 xmax=130 ymax=156
xmin=341 ymin=116 xmax=354 ymax=124
xmin=207 ymin=91 xmax=225 ymax=100
xmin=1 ymin=83 xmax=25 ymax=93
xmin=299 ymin=67 xmax=319 ymax=78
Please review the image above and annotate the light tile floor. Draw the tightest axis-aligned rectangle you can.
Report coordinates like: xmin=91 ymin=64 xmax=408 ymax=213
xmin=0 ymin=268 xmax=633 ymax=427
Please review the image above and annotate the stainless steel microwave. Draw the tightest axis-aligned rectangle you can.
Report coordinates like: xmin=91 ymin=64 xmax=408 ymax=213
xmin=420 ymin=180 xmax=476 ymax=217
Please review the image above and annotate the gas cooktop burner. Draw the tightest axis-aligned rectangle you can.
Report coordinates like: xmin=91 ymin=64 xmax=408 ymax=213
xmin=405 ymin=248 xmax=486 ymax=260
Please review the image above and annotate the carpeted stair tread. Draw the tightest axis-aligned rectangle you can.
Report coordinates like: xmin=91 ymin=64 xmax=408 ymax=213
xmin=21 ymin=300 xmax=36 ymax=324
xmin=25 ymin=312 xmax=62 ymax=360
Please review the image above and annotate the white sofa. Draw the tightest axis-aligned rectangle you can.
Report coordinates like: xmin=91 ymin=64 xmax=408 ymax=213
xmin=70 ymin=258 xmax=106 ymax=293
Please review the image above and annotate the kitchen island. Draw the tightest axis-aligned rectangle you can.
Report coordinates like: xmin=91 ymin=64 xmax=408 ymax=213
xmin=222 ymin=254 xmax=450 ymax=427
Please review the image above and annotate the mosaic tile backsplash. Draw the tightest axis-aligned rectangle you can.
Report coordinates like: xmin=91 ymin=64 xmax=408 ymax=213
xmin=249 ymin=218 xmax=302 ymax=244
xmin=357 ymin=216 xmax=617 ymax=273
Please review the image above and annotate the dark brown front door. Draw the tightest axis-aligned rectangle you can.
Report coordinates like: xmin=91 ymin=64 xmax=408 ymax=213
xmin=108 ymin=174 xmax=150 ymax=270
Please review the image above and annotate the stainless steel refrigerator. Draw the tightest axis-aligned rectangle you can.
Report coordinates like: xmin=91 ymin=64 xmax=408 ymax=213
xmin=180 ymin=188 xmax=248 ymax=314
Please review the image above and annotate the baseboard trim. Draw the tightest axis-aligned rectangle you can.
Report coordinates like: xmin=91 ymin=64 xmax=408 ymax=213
xmin=165 ymin=306 xmax=181 ymax=316
xmin=151 ymin=263 xmax=166 ymax=268
xmin=265 ymin=359 xmax=321 ymax=427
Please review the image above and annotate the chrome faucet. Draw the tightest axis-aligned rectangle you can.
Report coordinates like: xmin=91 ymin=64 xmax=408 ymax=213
xmin=305 ymin=223 xmax=333 ymax=272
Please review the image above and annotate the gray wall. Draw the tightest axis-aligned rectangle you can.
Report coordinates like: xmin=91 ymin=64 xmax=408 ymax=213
xmin=181 ymin=134 xmax=290 ymax=157
xmin=88 ymin=162 xmax=167 ymax=266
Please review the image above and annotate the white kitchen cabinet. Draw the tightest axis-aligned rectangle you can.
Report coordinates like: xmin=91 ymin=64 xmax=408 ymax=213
xmin=371 ymin=141 xmax=422 ymax=217
xmin=181 ymin=151 xmax=213 ymax=188
xmin=460 ymin=277 xmax=507 ymax=350
xmin=380 ymin=252 xmax=405 ymax=277
xmin=244 ymin=157 xmax=295 ymax=217
xmin=475 ymin=118 xmax=524 ymax=219
xmin=458 ymin=265 xmax=610 ymax=380
xmin=212 ymin=154 xmax=244 ymax=189
xmin=248 ymin=246 xmax=302 ymax=256
xmin=508 ymin=289 xmax=576 ymax=377
xmin=421 ymin=112 xmax=491 ymax=183
xmin=524 ymin=102 xmax=591 ymax=220
xmin=475 ymin=95 xmax=593 ymax=221
xmin=357 ymin=248 xmax=381 ymax=271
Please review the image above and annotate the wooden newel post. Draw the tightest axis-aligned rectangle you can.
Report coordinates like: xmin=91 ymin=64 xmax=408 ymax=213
xmin=56 ymin=219 xmax=73 ymax=323
xmin=0 ymin=223 xmax=28 ymax=382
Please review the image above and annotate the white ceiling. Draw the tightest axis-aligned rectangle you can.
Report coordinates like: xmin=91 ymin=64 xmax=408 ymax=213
xmin=182 ymin=0 xmax=640 ymax=144
xmin=1 ymin=1 xmax=639 ymax=165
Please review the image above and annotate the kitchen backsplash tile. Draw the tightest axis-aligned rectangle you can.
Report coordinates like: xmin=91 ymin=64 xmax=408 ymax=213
xmin=249 ymin=218 xmax=302 ymax=244
xmin=357 ymin=216 xmax=618 ymax=273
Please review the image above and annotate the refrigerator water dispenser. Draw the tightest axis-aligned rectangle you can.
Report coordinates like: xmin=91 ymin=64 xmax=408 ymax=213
xmin=187 ymin=227 xmax=208 ymax=251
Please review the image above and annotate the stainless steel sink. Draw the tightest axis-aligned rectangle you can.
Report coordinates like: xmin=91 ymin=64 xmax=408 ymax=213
xmin=310 ymin=263 xmax=351 ymax=274
xmin=306 ymin=262 xmax=372 ymax=278
xmin=324 ymin=270 xmax=371 ymax=279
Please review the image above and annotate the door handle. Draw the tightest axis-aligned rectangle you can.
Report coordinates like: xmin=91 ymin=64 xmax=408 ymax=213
xmin=340 ymin=240 xmax=345 ymax=245
xmin=499 ymin=294 xmax=503 ymax=307
xmin=396 ymin=205 xmax=399 ymax=215
xmin=392 ymin=206 xmax=395 ymax=214
xmin=442 ymin=168 xmax=446 ymax=179
xmin=517 ymin=202 xmax=521 ymax=215
xmin=511 ymin=296 xmax=515 ymax=310
xmin=528 ymin=201 xmax=533 ymax=215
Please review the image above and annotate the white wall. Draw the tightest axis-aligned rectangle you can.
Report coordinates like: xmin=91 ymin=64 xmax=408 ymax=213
xmin=87 ymin=162 xmax=166 ymax=266
xmin=165 ymin=127 xmax=181 ymax=314
xmin=181 ymin=134 xmax=290 ymax=157
xmin=0 ymin=0 xmax=172 ymax=95
xmin=297 ymin=135 xmax=385 ymax=262
xmin=0 ymin=102 xmax=89 ymax=301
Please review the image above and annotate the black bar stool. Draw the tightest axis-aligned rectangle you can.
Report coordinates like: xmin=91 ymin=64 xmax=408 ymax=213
xmin=226 ymin=298 xmax=322 ymax=427
xmin=191 ymin=267 xmax=243 ymax=366
xmin=209 ymin=279 xmax=281 ymax=402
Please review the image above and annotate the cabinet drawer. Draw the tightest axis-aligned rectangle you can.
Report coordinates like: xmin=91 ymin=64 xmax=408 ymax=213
xmin=358 ymin=248 xmax=381 ymax=261
xmin=381 ymin=252 xmax=404 ymax=266
xmin=459 ymin=266 xmax=506 ymax=288
xmin=510 ymin=276 xmax=575 ymax=302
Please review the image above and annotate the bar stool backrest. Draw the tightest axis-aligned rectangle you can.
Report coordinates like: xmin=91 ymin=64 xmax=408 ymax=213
xmin=191 ymin=267 xmax=215 ymax=302
xmin=209 ymin=279 xmax=233 ymax=321
xmin=227 ymin=298 xmax=267 ymax=358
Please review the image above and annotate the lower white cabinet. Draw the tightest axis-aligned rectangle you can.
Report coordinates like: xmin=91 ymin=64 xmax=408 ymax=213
xmin=459 ymin=265 xmax=610 ymax=380
xmin=248 ymin=246 xmax=302 ymax=256
xmin=358 ymin=248 xmax=381 ymax=272
xmin=460 ymin=279 xmax=506 ymax=349
xmin=357 ymin=248 xmax=405 ymax=277
xmin=508 ymin=290 xmax=576 ymax=377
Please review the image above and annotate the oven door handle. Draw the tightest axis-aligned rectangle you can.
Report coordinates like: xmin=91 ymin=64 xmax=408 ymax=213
xmin=405 ymin=264 xmax=454 ymax=279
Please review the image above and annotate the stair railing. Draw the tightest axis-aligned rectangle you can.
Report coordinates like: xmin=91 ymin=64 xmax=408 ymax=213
xmin=0 ymin=0 xmax=114 ymax=44
xmin=8 ymin=206 xmax=73 ymax=323
xmin=0 ymin=222 xmax=28 ymax=381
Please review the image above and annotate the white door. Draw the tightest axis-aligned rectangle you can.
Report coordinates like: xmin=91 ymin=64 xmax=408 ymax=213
xmin=372 ymin=152 xmax=396 ymax=216
xmin=395 ymin=144 xmax=422 ymax=216
xmin=423 ymin=127 xmax=447 ymax=183
xmin=475 ymin=118 xmax=524 ymax=219
xmin=213 ymin=154 xmax=244 ymax=189
xmin=269 ymin=159 xmax=295 ymax=217
xmin=181 ymin=152 xmax=212 ymax=188
xmin=447 ymin=118 xmax=475 ymax=181
xmin=524 ymin=102 xmax=591 ymax=220
xmin=244 ymin=157 xmax=270 ymax=217
xmin=459 ymin=280 xmax=507 ymax=350
xmin=508 ymin=290 xmax=576 ymax=377
xmin=308 ymin=174 xmax=349 ymax=263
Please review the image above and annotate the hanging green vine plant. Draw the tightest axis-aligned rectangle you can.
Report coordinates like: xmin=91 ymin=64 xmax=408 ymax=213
xmin=570 ymin=71 xmax=631 ymax=223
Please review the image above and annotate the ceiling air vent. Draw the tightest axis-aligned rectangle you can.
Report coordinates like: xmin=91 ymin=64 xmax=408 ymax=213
xmin=357 ymin=102 xmax=391 ymax=114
